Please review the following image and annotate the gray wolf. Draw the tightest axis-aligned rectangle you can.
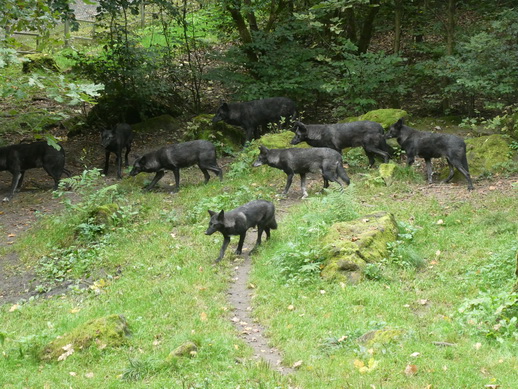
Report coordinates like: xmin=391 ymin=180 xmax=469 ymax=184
xmin=101 ymin=123 xmax=133 ymax=179
xmin=290 ymin=120 xmax=391 ymax=167
xmin=129 ymin=140 xmax=223 ymax=192
xmin=252 ymin=146 xmax=350 ymax=198
xmin=0 ymin=141 xmax=69 ymax=202
xmin=385 ymin=119 xmax=473 ymax=190
xmin=205 ymin=200 xmax=277 ymax=263
xmin=213 ymin=97 xmax=297 ymax=142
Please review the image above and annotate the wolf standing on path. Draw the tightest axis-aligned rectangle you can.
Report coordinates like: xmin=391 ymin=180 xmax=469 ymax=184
xmin=205 ymin=200 xmax=277 ymax=263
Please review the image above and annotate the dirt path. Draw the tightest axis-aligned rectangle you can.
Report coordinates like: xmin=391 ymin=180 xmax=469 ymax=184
xmin=228 ymin=253 xmax=294 ymax=375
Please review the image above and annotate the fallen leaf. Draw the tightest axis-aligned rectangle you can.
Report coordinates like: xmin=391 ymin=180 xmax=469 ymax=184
xmin=410 ymin=352 xmax=421 ymax=357
xmin=418 ymin=299 xmax=429 ymax=305
xmin=292 ymin=360 xmax=303 ymax=369
xmin=85 ymin=372 xmax=94 ymax=379
xmin=69 ymin=371 xmax=77 ymax=377
xmin=200 ymin=312 xmax=208 ymax=321
xmin=436 ymin=219 xmax=444 ymax=225
xmin=404 ymin=364 xmax=418 ymax=376
xmin=9 ymin=304 xmax=20 ymax=312
xmin=474 ymin=342 xmax=482 ymax=350
xmin=8 ymin=233 xmax=16 ymax=237
xmin=70 ymin=308 xmax=81 ymax=314
xmin=287 ymin=304 xmax=295 ymax=311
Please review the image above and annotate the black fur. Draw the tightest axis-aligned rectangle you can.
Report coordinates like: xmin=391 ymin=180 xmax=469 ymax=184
xmin=205 ymin=200 xmax=277 ymax=262
xmin=129 ymin=140 xmax=223 ymax=192
xmin=0 ymin=141 xmax=69 ymax=202
xmin=213 ymin=97 xmax=297 ymax=142
xmin=290 ymin=120 xmax=391 ymax=167
xmin=386 ymin=119 xmax=473 ymax=190
xmin=101 ymin=123 xmax=133 ymax=179
xmin=253 ymin=146 xmax=350 ymax=198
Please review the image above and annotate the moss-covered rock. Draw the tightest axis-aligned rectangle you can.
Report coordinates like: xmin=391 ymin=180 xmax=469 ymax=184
xmin=255 ymin=131 xmax=310 ymax=149
xmin=165 ymin=341 xmax=198 ymax=363
xmin=357 ymin=329 xmax=405 ymax=346
xmin=359 ymin=109 xmax=408 ymax=129
xmin=183 ymin=114 xmax=244 ymax=151
xmin=22 ymin=53 xmax=60 ymax=73
xmin=41 ymin=314 xmax=129 ymax=361
xmin=321 ymin=212 xmax=398 ymax=283
xmin=132 ymin=115 xmax=181 ymax=133
xmin=90 ymin=203 xmax=119 ymax=226
xmin=379 ymin=163 xmax=397 ymax=185
xmin=439 ymin=134 xmax=512 ymax=181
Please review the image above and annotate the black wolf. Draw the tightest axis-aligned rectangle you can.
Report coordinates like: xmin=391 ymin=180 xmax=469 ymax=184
xmin=386 ymin=119 xmax=473 ymax=190
xmin=205 ymin=200 xmax=277 ymax=263
xmin=129 ymin=140 xmax=223 ymax=192
xmin=290 ymin=121 xmax=390 ymax=167
xmin=101 ymin=123 xmax=133 ymax=179
xmin=252 ymin=146 xmax=350 ymax=198
xmin=0 ymin=141 xmax=69 ymax=202
xmin=213 ymin=97 xmax=297 ymax=142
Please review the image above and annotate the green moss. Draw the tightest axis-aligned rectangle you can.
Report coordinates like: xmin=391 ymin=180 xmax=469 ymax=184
xmin=41 ymin=314 xmax=130 ymax=361
xmin=357 ymin=329 xmax=405 ymax=347
xmin=321 ymin=212 xmax=398 ymax=283
xmin=132 ymin=115 xmax=181 ymax=133
xmin=22 ymin=53 xmax=60 ymax=73
xmin=440 ymin=134 xmax=511 ymax=180
xmin=184 ymin=114 xmax=243 ymax=150
xmin=90 ymin=203 xmax=119 ymax=226
xmin=256 ymin=131 xmax=309 ymax=149
xmin=165 ymin=341 xmax=198 ymax=363
xmin=379 ymin=163 xmax=397 ymax=185
xmin=359 ymin=109 xmax=408 ymax=129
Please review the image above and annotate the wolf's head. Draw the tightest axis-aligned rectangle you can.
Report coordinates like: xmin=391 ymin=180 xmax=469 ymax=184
xmin=290 ymin=121 xmax=308 ymax=145
xmin=252 ymin=145 xmax=270 ymax=167
xmin=101 ymin=129 xmax=115 ymax=148
xmin=386 ymin=119 xmax=405 ymax=139
xmin=205 ymin=210 xmax=225 ymax=235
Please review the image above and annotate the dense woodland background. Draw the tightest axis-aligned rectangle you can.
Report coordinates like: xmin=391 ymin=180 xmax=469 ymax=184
xmin=1 ymin=0 xmax=518 ymax=138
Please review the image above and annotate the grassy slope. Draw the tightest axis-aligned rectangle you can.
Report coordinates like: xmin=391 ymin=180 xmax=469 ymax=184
xmin=0 ymin=158 xmax=517 ymax=388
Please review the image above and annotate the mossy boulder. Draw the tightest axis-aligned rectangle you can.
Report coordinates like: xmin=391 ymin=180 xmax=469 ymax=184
xmin=183 ymin=114 xmax=244 ymax=151
xmin=255 ymin=131 xmax=310 ymax=149
xmin=439 ymin=134 xmax=512 ymax=181
xmin=379 ymin=163 xmax=397 ymax=185
xmin=22 ymin=53 xmax=60 ymax=73
xmin=321 ymin=212 xmax=398 ymax=283
xmin=132 ymin=115 xmax=181 ymax=133
xmin=359 ymin=109 xmax=408 ymax=129
xmin=90 ymin=203 xmax=119 ymax=226
xmin=165 ymin=341 xmax=198 ymax=363
xmin=41 ymin=314 xmax=130 ymax=361
xmin=357 ymin=329 xmax=405 ymax=347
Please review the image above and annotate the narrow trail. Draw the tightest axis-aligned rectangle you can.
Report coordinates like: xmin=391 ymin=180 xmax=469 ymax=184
xmin=228 ymin=253 xmax=294 ymax=375
xmin=225 ymin=201 xmax=296 ymax=376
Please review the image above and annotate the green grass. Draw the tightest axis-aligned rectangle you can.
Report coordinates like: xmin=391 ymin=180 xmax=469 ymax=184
xmin=1 ymin=157 xmax=517 ymax=388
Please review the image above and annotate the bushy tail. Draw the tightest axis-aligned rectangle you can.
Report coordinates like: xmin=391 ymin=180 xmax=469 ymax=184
xmin=336 ymin=161 xmax=351 ymax=185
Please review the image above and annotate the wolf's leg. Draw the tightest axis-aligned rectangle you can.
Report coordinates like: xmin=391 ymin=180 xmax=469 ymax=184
xmin=236 ymin=233 xmax=246 ymax=255
xmin=216 ymin=236 xmax=231 ymax=263
xmin=300 ymin=173 xmax=308 ymax=199
xmin=283 ymin=173 xmax=294 ymax=195
xmin=145 ymin=170 xmax=165 ymax=190
xmin=425 ymin=159 xmax=433 ymax=184
xmin=443 ymin=159 xmax=455 ymax=183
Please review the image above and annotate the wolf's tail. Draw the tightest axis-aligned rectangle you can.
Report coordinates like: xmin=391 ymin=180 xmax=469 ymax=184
xmin=336 ymin=161 xmax=351 ymax=185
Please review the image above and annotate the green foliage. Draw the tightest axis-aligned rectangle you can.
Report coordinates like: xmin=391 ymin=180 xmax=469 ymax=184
xmin=457 ymin=290 xmax=518 ymax=342
xmin=385 ymin=221 xmax=424 ymax=269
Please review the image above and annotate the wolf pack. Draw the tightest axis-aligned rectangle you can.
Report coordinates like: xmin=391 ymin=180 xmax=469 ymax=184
xmin=0 ymin=97 xmax=474 ymax=262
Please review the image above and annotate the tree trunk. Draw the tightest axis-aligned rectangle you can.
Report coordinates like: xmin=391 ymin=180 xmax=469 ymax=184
xmin=344 ymin=7 xmax=356 ymax=43
xmin=243 ymin=0 xmax=259 ymax=32
xmin=445 ymin=0 xmax=455 ymax=55
xmin=394 ymin=0 xmax=403 ymax=54
xmin=225 ymin=1 xmax=258 ymax=62
xmin=357 ymin=0 xmax=381 ymax=54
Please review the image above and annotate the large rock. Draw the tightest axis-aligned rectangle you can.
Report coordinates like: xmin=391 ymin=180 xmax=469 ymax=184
xmin=183 ymin=114 xmax=244 ymax=151
xmin=359 ymin=109 xmax=408 ymax=129
xmin=22 ymin=53 xmax=60 ymax=73
xmin=440 ymin=134 xmax=512 ymax=181
xmin=41 ymin=314 xmax=130 ymax=361
xmin=321 ymin=212 xmax=398 ymax=283
xmin=132 ymin=114 xmax=181 ymax=133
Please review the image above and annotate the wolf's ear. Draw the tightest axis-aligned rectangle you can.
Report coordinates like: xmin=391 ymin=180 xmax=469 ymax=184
xmin=259 ymin=145 xmax=269 ymax=153
xmin=217 ymin=210 xmax=225 ymax=221
xmin=220 ymin=102 xmax=229 ymax=111
xmin=208 ymin=210 xmax=216 ymax=217
xmin=396 ymin=118 xmax=404 ymax=128
xmin=297 ymin=122 xmax=308 ymax=133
